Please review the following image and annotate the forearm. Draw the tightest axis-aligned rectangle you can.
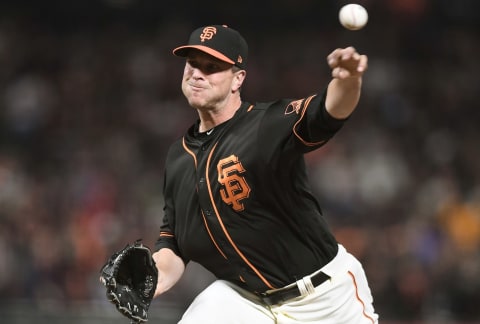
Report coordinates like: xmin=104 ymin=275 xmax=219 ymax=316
xmin=324 ymin=46 xmax=367 ymax=119
xmin=152 ymin=248 xmax=186 ymax=298
xmin=325 ymin=76 xmax=362 ymax=119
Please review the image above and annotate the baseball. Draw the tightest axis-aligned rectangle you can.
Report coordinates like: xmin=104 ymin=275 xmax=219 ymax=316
xmin=339 ymin=4 xmax=368 ymax=30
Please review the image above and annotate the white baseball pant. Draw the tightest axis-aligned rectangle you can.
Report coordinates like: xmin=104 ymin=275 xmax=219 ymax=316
xmin=178 ymin=244 xmax=379 ymax=323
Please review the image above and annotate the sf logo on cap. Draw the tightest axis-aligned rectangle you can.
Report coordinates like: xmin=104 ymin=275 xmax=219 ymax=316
xmin=200 ymin=27 xmax=217 ymax=42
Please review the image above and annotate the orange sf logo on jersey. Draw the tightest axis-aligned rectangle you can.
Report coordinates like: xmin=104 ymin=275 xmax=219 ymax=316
xmin=217 ymin=155 xmax=251 ymax=211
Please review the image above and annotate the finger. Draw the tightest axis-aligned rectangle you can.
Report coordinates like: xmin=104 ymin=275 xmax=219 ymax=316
xmin=327 ymin=53 xmax=339 ymax=68
xmin=341 ymin=46 xmax=357 ymax=60
xmin=329 ymin=47 xmax=357 ymax=65
xmin=332 ymin=67 xmax=349 ymax=79
xmin=327 ymin=48 xmax=347 ymax=67
xmin=357 ymin=54 xmax=368 ymax=72
xmin=328 ymin=47 xmax=367 ymax=76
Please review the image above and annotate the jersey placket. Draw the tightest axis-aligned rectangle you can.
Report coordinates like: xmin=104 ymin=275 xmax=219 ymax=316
xmin=195 ymin=137 xmax=232 ymax=260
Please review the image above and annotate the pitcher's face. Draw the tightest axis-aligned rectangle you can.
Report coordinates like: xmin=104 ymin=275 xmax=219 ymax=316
xmin=182 ymin=50 xmax=241 ymax=111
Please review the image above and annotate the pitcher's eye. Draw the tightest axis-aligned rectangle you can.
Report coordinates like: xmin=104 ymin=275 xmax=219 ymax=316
xmin=187 ymin=60 xmax=199 ymax=69
xmin=204 ymin=63 xmax=220 ymax=73
xmin=187 ymin=58 xmax=230 ymax=74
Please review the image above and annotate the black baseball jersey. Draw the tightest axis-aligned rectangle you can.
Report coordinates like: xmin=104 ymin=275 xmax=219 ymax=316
xmin=155 ymin=90 xmax=347 ymax=293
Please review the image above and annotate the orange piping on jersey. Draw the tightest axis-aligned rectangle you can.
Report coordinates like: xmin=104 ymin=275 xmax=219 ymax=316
xmin=183 ymin=136 xmax=229 ymax=259
xmin=182 ymin=137 xmax=197 ymax=168
xmin=159 ymin=231 xmax=175 ymax=238
xmin=206 ymin=142 xmax=275 ymax=290
xmin=201 ymin=210 xmax=228 ymax=259
xmin=247 ymin=104 xmax=254 ymax=112
xmin=348 ymin=271 xmax=376 ymax=324
xmin=292 ymin=95 xmax=327 ymax=147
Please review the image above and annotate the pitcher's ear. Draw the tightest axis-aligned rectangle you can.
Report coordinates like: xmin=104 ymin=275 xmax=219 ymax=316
xmin=232 ymin=70 xmax=246 ymax=92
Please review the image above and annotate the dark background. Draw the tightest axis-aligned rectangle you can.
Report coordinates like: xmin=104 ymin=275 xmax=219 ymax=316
xmin=0 ymin=0 xmax=479 ymax=322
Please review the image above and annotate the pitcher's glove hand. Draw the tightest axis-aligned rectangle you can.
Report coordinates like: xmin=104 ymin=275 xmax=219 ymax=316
xmin=100 ymin=240 xmax=158 ymax=323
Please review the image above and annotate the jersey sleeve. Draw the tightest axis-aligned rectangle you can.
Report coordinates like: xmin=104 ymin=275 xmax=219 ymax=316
xmin=258 ymin=88 xmax=348 ymax=156
xmin=154 ymin=173 xmax=188 ymax=264
xmin=292 ymin=88 xmax=347 ymax=151
xmin=154 ymin=214 xmax=184 ymax=261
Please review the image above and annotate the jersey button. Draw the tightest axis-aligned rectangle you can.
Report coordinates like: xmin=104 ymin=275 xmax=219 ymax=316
xmin=201 ymin=145 xmax=207 ymax=151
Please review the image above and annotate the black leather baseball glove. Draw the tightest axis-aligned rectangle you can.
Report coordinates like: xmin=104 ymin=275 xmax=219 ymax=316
xmin=100 ymin=240 xmax=158 ymax=323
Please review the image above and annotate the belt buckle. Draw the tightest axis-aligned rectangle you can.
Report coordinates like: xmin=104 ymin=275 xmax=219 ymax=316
xmin=260 ymin=271 xmax=330 ymax=306
xmin=260 ymin=283 xmax=299 ymax=306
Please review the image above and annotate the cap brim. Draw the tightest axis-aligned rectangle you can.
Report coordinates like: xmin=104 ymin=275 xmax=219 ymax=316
xmin=173 ymin=45 xmax=235 ymax=65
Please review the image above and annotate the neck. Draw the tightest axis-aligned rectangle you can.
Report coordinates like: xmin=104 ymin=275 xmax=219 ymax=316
xmin=197 ymin=97 xmax=242 ymax=132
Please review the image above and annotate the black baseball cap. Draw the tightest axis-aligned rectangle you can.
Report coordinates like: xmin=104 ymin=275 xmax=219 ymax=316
xmin=173 ymin=25 xmax=248 ymax=69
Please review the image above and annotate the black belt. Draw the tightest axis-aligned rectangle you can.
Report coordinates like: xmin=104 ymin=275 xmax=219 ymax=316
xmin=260 ymin=271 xmax=330 ymax=305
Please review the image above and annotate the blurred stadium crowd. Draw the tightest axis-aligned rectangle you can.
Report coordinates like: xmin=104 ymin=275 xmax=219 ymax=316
xmin=0 ymin=0 xmax=479 ymax=322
